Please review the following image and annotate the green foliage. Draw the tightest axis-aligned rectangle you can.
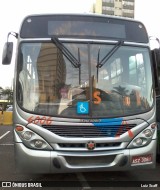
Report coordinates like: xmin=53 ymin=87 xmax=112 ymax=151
xmin=1 ymin=87 xmax=13 ymax=103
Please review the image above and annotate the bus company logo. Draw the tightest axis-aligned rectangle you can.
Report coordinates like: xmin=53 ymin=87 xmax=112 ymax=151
xmin=86 ymin=141 xmax=96 ymax=150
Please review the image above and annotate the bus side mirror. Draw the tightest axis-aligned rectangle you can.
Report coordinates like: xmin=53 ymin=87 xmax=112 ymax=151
xmin=2 ymin=42 xmax=13 ymax=65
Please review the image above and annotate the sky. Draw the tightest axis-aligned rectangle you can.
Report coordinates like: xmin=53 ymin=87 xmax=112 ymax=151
xmin=0 ymin=0 xmax=160 ymax=89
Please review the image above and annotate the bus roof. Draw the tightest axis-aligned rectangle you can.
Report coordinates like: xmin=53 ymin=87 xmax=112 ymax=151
xmin=20 ymin=13 xmax=149 ymax=43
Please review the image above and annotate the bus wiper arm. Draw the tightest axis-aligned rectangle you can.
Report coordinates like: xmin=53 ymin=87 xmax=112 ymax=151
xmin=51 ymin=37 xmax=81 ymax=68
xmin=97 ymin=40 xmax=124 ymax=68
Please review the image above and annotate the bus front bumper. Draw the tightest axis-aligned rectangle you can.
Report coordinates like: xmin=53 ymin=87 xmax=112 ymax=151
xmin=15 ymin=140 xmax=157 ymax=173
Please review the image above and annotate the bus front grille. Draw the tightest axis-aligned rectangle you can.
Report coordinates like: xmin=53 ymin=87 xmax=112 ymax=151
xmin=64 ymin=155 xmax=116 ymax=166
xmin=58 ymin=142 xmax=121 ymax=148
xmin=42 ymin=124 xmax=136 ymax=138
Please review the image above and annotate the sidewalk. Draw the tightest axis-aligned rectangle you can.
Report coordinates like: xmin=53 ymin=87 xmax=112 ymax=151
xmin=0 ymin=111 xmax=13 ymax=125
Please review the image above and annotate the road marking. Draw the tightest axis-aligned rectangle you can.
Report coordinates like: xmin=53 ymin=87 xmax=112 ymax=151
xmin=0 ymin=144 xmax=14 ymax=146
xmin=0 ymin=131 xmax=10 ymax=140
xmin=76 ymin=173 xmax=91 ymax=189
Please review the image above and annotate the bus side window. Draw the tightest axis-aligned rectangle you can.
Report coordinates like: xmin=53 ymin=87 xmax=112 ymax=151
xmin=152 ymin=48 xmax=160 ymax=122
xmin=129 ymin=53 xmax=146 ymax=87
xmin=151 ymin=48 xmax=160 ymax=95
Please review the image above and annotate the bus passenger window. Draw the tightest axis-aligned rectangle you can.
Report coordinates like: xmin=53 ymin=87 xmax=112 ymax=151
xmin=129 ymin=53 xmax=146 ymax=88
xmin=110 ymin=58 xmax=123 ymax=85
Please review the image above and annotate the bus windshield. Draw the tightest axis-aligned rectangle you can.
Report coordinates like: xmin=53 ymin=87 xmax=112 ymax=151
xmin=17 ymin=41 xmax=153 ymax=118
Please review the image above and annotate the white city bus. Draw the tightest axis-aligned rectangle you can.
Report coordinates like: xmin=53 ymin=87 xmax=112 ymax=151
xmin=2 ymin=14 xmax=160 ymax=173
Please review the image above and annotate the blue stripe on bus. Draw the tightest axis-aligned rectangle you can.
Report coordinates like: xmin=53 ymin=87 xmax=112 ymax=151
xmin=93 ymin=118 xmax=123 ymax=126
xmin=92 ymin=118 xmax=123 ymax=137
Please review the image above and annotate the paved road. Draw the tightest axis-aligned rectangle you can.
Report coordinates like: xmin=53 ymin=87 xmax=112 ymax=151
xmin=0 ymin=125 xmax=160 ymax=190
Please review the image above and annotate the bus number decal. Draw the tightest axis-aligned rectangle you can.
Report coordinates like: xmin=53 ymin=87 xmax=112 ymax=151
xmin=27 ymin=116 xmax=52 ymax=125
xmin=92 ymin=90 xmax=141 ymax=107
xmin=93 ymin=90 xmax=101 ymax=104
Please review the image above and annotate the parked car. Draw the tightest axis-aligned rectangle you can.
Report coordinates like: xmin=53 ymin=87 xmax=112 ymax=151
xmin=6 ymin=106 xmax=13 ymax=111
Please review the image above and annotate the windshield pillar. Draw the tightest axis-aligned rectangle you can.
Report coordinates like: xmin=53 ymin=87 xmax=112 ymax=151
xmin=88 ymin=44 xmax=93 ymax=117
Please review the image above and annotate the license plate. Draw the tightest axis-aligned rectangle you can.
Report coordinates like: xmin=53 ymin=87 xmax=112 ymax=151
xmin=132 ymin=154 xmax=152 ymax=164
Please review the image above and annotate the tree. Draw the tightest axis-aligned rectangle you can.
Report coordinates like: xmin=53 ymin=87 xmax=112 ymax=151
xmin=112 ymin=85 xmax=129 ymax=97
xmin=2 ymin=88 xmax=13 ymax=103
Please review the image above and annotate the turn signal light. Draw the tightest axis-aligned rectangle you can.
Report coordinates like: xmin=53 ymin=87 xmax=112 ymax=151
xmin=16 ymin=125 xmax=24 ymax=132
xmin=151 ymin=123 xmax=157 ymax=129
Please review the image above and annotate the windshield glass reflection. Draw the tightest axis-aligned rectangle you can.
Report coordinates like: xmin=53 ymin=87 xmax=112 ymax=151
xmin=17 ymin=42 xmax=153 ymax=118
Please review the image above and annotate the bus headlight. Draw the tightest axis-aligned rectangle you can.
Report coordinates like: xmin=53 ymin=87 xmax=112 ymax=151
xmin=127 ymin=124 xmax=156 ymax=149
xmin=143 ymin=129 xmax=152 ymax=138
xmin=34 ymin=140 xmax=43 ymax=148
xmin=30 ymin=139 xmax=49 ymax=149
xmin=15 ymin=125 xmax=53 ymax=150
xmin=134 ymin=138 xmax=143 ymax=146
xmin=21 ymin=131 xmax=33 ymax=140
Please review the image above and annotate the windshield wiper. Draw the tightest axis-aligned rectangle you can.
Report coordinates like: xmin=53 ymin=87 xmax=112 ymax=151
xmin=96 ymin=40 xmax=124 ymax=81
xmin=51 ymin=37 xmax=81 ymax=68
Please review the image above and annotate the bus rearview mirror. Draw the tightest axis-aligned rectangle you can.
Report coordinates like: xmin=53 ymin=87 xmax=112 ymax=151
xmin=2 ymin=42 xmax=13 ymax=65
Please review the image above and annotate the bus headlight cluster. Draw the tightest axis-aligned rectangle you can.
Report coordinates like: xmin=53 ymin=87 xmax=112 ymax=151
xmin=127 ymin=123 xmax=156 ymax=149
xmin=15 ymin=125 xmax=52 ymax=150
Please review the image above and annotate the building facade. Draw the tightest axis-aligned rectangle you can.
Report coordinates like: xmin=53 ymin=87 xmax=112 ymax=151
xmin=36 ymin=43 xmax=66 ymax=103
xmin=93 ymin=0 xmax=135 ymax=18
